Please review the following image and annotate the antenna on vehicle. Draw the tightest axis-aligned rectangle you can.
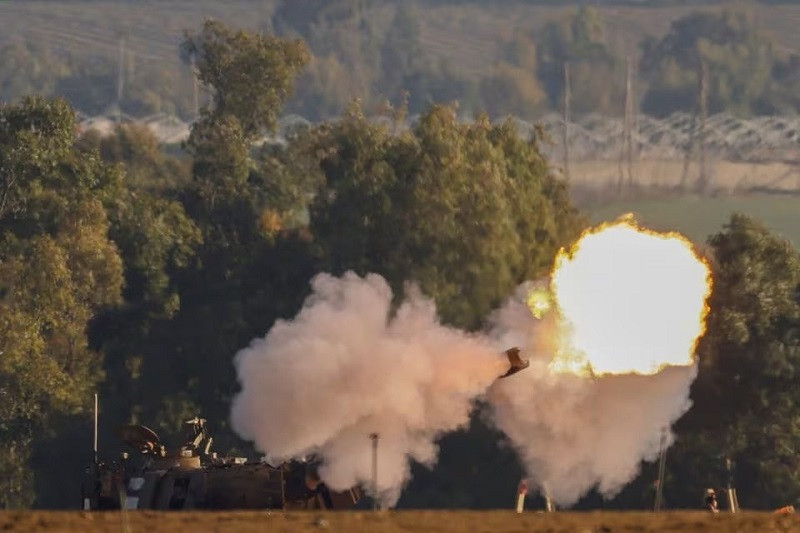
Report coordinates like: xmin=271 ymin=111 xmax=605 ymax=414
xmin=93 ymin=393 xmax=99 ymax=464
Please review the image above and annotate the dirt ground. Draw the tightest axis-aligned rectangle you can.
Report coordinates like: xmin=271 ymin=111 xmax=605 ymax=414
xmin=1 ymin=511 xmax=798 ymax=533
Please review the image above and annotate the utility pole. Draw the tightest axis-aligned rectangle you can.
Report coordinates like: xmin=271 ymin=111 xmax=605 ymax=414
xmin=191 ymin=56 xmax=200 ymax=119
xmin=681 ymin=62 xmax=708 ymax=193
xmin=697 ymin=61 xmax=709 ymax=193
xmin=563 ymin=62 xmax=571 ymax=182
xmin=680 ymin=113 xmax=694 ymax=193
xmin=116 ymin=36 xmax=126 ymax=125
xmin=627 ymin=54 xmax=637 ymax=190
xmin=370 ymin=433 xmax=379 ymax=511
xmin=117 ymin=35 xmax=125 ymax=125
xmin=619 ymin=55 xmax=634 ymax=194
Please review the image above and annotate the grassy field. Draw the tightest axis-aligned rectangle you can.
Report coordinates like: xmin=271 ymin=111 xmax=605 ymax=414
xmin=1 ymin=510 xmax=798 ymax=533
xmin=588 ymin=193 xmax=800 ymax=247
xmin=571 ymin=159 xmax=800 ymax=194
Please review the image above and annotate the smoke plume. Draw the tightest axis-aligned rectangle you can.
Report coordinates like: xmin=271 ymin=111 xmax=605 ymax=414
xmin=487 ymin=287 xmax=696 ymax=505
xmin=488 ymin=245 xmax=707 ymax=506
xmin=231 ymin=218 xmax=709 ymax=508
xmin=230 ymin=272 xmax=507 ymax=505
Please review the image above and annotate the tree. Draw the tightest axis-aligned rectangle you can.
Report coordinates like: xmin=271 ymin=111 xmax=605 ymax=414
xmin=0 ymin=97 xmax=125 ymax=507
xmin=182 ymin=19 xmax=309 ymax=137
xmin=292 ymin=102 xmax=583 ymax=504
xmin=762 ymin=53 xmax=800 ymax=115
xmin=0 ymin=97 xmax=202 ymax=509
xmin=272 ymin=0 xmax=371 ymax=38
xmin=369 ymin=5 xmax=472 ymax=114
xmin=640 ymin=9 xmax=778 ymax=117
xmin=536 ymin=6 xmax=622 ymax=115
xmin=305 ymin=103 xmax=583 ymax=329
xmin=478 ymin=33 xmax=547 ymax=119
xmin=78 ymin=124 xmax=191 ymax=190
xmin=288 ymin=53 xmax=362 ymax=120
xmin=106 ymin=23 xmax=321 ymax=448
xmin=667 ymin=215 xmax=800 ymax=509
xmin=0 ymin=42 xmax=71 ymax=105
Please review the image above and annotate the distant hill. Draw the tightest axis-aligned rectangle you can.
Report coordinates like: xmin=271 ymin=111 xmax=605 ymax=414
xmin=4 ymin=1 xmax=799 ymax=78
xmin=2 ymin=0 xmax=800 ymax=117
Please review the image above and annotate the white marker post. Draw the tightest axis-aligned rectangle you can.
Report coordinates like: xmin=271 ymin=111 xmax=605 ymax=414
xmin=516 ymin=480 xmax=527 ymax=513
xmin=370 ymin=433 xmax=379 ymax=511
xmin=543 ymin=483 xmax=555 ymax=512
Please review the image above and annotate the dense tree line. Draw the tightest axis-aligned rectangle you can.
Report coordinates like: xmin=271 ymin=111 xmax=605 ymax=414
xmin=2 ymin=21 xmax=800 ymax=511
xmin=2 ymin=3 xmax=799 ymax=121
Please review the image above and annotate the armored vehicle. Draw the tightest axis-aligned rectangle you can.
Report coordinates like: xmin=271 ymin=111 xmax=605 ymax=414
xmin=81 ymin=347 xmax=527 ymax=511
xmin=81 ymin=417 xmax=360 ymax=511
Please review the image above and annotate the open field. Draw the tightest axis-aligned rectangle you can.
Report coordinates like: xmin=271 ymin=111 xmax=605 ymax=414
xmin=571 ymin=159 xmax=800 ymax=195
xmin=1 ymin=510 xmax=799 ymax=533
xmin=588 ymin=193 xmax=800 ymax=247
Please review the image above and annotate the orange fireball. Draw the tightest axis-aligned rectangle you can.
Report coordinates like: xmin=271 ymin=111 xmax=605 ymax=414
xmin=546 ymin=215 xmax=712 ymax=376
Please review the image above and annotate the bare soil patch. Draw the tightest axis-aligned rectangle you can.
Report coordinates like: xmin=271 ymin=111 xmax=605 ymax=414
xmin=1 ymin=510 xmax=798 ymax=533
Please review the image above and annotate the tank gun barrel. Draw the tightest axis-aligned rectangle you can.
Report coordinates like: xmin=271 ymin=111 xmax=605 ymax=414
xmin=499 ymin=347 xmax=530 ymax=379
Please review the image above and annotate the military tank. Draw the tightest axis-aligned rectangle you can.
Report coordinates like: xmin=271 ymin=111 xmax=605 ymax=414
xmin=81 ymin=347 xmax=528 ymax=511
xmin=81 ymin=417 xmax=360 ymax=511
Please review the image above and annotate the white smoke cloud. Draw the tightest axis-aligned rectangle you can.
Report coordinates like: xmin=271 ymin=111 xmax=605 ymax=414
xmin=487 ymin=288 xmax=697 ymax=506
xmin=230 ymin=272 xmax=508 ymax=506
xmin=231 ymin=271 xmax=700 ymax=508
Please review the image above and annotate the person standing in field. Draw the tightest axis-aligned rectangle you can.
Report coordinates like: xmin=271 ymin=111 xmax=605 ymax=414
xmin=704 ymin=488 xmax=719 ymax=513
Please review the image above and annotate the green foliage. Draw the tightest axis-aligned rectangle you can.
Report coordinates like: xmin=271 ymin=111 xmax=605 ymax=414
xmin=0 ymin=23 xmax=579 ymax=509
xmin=289 ymin=53 xmax=363 ymax=120
xmin=0 ymin=40 xmax=196 ymax=119
xmin=306 ymin=103 xmax=583 ymax=328
xmin=273 ymin=0 xmax=372 ymax=38
xmin=0 ymin=435 xmax=33 ymax=509
xmin=283 ymin=1 xmax=379 ymax=120
xmin=182 ymin=20 xmax=310 ymax=136
xmin=283 ymin=3 xmax=474 ymax=120
xmin=479 ymin=32 xmax=548 ymax=118
xmin=78 ymin=124 xmax=191 ymax=190
xmin=764 ymin=55 xmax=800 ymax=114
xmin=108 ymin=192 xmax=201 ymax=309
xmin=4 ymin=1 xmax=800 ymax=121
xmin=536 ymin=7 xmax=623 ymax=115
xmin=376 ymin=4 xmax=473 ymax=111
xmin=0 ymin=43 xmax=70 ymax=104
xmin=99 ymin=22 xmax=322 ymax=449
xmin=668 ymin=214 xmax=800 ymax=509
xmin=640 ymin=9 xmax=778 ymax=116
xmin=380 ymin=5 xmax=425 ymax=96
xmin=483 ymin=32 xmax=547 ymax=118
xmin=14 ymin=14 xmax=800 ymax=513
xmin=0 ymin=97 xmax=127 ymax=506
xmin=186 ymin=115 xmax=251 ymax=213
